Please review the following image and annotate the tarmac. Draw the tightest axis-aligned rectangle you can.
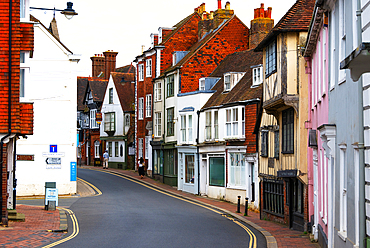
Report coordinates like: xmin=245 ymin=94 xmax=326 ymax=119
xmin=0 ymin=166 xmax=320 ymax=248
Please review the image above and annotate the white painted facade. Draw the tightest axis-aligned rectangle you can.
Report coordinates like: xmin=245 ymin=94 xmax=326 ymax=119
xmin=16 ymin=20 xmax=81 ymax=196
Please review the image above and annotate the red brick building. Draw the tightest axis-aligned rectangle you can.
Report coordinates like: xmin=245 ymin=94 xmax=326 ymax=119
xmin=1 ymin=0 xmax=34 ymax=225
xmin=134 ymin=5 xmax=202 ymax=176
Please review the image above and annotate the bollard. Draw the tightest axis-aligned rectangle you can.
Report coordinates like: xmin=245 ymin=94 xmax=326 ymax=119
xmin=244 ymin=197 xmax=249 ymax=216
xmin=237 ymin=196 xmax=241 ymax=213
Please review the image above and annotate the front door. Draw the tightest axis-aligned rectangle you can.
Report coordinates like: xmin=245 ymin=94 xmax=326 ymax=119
xmin=289 ymin=178 xmax=304 ymax=231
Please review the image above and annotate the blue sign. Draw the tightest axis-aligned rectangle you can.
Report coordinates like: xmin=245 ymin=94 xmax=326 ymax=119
xmin=45 ymin=188 xmax=58 ymax=206
xmin=70 ymin=162 xmax=77 ymax=181
xmin=50 ymin=145 xmax=58 ymax=153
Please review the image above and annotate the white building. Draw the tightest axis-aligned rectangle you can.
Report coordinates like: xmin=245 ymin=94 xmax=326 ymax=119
xmin=16 ymin=15 xmax=81 ymax=196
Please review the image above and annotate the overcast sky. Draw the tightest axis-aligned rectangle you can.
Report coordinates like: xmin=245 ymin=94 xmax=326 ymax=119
xmin=30 ymin=0 xmax=296 ymax=76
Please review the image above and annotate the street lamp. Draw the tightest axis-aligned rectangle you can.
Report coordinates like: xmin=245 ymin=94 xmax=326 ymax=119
xmin=30 ymin=2 xmax=78 ymax=20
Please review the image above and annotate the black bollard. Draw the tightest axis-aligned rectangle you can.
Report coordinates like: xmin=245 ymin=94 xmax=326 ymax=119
xmin=244 ymin=197 xmax=249 ymax=216
xmin=237 ymin=196 xmax=241 ymax=213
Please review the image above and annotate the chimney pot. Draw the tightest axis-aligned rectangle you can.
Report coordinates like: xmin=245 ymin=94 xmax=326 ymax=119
xmin=217 ymin=0 xmax=221 ymax=9
xmin=225 ymin=1 xmax=230 ymax=10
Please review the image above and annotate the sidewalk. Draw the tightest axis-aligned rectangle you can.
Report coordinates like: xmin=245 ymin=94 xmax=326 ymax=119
xmin=87 ymin=166 xmax=319 ymax=248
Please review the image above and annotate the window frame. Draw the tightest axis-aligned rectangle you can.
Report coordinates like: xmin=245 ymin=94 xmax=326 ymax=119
xmin=109 ymin=88 xmax=113 ymax=104
xmin=20 ymin=51 xmax=29 ymax=98
xmin=265 ymin=40 xmax=277 ymax=77
xmin=282 ymin=108 xmax=294 ymax=154
xmin=90 ymin=109 xmax=99 ymax=129
xmin=94 ymin=140 xmax=100 ymax=158
xmin=166 ymin=75 xmax=174 ymax=98
xmin=138 ymin=63 xmax=144 ymax=81
xmin=146 ymin=59 xmax=152 ymax=77
xmin=261 ymin=130 xmax=268 ymax=157
xmin=199 ymin=78 xmax=205 ymax=91
xmin=138 ymin=97 xmax=144 ymax=120
xmin=205 ymin=111 xmax=212 ymax=140
xmin=104 ymin=112 xmax=116 ymax=132
xmin=154 ymin=82 xmax=162 ymax=101
xmin=252 ymin=66 xmax=263 ymax=86
xmin=155 ymin=112 xmax=162 ymax=137
xmin=145 ymin=94 xmax=152 ymax=118
xmin=167 ymin=107 xmax=175 ymax=136
xmin=138 ymin=138 xmax=143 ymax=159
xmin=263 ymin=180 xmax=284 ymax=216
xmin=228 ymin=152 xmax=246 ymax=188
xmin=185 ymin=154 xmax=195 ymax=184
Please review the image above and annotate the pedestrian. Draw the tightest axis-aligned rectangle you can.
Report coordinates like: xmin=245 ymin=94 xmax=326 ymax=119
xmin=103 ymin=150 xmax=109 ymax=169
xmin=138 ymin=157 xmax=145 ymax=179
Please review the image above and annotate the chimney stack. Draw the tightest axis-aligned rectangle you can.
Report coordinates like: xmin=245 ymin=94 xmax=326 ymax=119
xmin=103 ymin=50 xmax=118 ymax=81
xmin=91 ymin=54 xmax=105 ymax=78
xmin=249 ymin=3 xmax=274 ymax=50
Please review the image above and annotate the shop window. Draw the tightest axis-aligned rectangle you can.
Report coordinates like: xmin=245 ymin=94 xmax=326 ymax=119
xmin=185 ymin=155 xmax=195 ymax=184
xmin=263 ymin=180 xmax=284 ymax=215
xmin=209 ymin=157 xmax=225 ymax=187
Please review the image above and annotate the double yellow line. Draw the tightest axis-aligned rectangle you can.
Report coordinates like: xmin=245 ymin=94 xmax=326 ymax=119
xmin=42 ymin=208 xmax=79 ymax=248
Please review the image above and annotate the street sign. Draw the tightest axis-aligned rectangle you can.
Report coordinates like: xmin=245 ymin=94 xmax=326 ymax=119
xmin=50 ymin=145 xmax=58 ymax=153
xmin=16 ymin=155 xmax=34 ymax=161
xmin=46 ymin=157 xmax=61 ymax=164
xmin=70 ymin=162 xmax=77 ymax=181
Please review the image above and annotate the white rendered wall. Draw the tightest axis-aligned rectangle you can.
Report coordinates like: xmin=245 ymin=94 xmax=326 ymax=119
xmin=16 ymin=23 xmax=81 ymax=196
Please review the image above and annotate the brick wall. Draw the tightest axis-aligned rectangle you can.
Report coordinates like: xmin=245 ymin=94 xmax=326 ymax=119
xmin=245 ymin=104 xmax=258 ymax=154
xmin=180 ymin=17 xmax=249 ymax=93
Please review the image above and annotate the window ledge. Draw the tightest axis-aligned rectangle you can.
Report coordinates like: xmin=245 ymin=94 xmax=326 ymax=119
xmin=322 ymin=217 xmax=327 ymax=225
xmin=338 ymin=231 xmax=347 ymax=241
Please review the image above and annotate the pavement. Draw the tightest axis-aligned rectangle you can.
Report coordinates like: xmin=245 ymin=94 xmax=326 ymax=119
xmin=0 ymin=166 xmax=320 ymax=248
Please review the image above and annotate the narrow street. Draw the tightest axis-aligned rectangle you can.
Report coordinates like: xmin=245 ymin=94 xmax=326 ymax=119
xmin=54 ymin=169 xmax=266 ymax=247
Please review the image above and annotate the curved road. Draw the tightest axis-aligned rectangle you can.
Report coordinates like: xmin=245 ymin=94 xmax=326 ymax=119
xmin=54 ymin=169 xmax=267 ymax=247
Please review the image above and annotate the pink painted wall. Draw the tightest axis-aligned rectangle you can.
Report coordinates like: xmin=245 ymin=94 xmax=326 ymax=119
xmin=306 ymin=25 xmax=329 ymax=237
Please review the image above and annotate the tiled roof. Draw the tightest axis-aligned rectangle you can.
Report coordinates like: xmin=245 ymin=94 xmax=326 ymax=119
xmin=89 ymin=78 xmax=108 ymax=103
xmin=77 ymin=77 xmax=88 ymax=111
xmin=111 ymin=72 xmax=135 ymax=112
xmin=162 ymin=15 xmax=237 ymax=76
xmin=201 ymin=49 xmax=263 ymax=110
xmin=255 ymin=0 xmax=315 ymax=51
xmin=160 ymin=12 xmax=200 ymax=45
xmin=115 ymin=64 xmax=136 ymax=73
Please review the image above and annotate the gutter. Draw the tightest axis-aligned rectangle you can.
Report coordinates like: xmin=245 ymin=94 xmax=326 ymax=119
xmin=1 ymin=0 xmax=13 ymax=225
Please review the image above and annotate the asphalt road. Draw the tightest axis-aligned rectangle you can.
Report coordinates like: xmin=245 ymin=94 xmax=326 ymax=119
xmin=21 ymin=169 xmax=267 ymax=247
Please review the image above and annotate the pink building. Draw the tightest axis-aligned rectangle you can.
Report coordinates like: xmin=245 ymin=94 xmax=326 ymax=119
xmin=304 ymin=8 xmax=330 ymax=247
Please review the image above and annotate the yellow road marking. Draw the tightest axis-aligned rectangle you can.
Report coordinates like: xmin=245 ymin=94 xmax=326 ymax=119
xmin=95 ymin=169 xmax=257 ymax=248
xmin=42 ymin=208 xmax=79 ymax=248
xmin=78 ymin=177 xmax=103 ymax=196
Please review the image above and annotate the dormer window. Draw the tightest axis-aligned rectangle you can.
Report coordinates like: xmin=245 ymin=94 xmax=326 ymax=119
xmin=252 ymin=65 xmax=263 ymax=86
xmin=199 ymin=78 xmax=205 ymax=91
xmin=224 ymin=72 xmax=245 ymax=92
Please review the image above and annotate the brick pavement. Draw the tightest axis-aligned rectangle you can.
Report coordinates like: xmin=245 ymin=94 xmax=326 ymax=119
xmin=90 ymin=166 xmax=319 ymax=248
xmin=0 ymin=205 xmax=65 ymax=248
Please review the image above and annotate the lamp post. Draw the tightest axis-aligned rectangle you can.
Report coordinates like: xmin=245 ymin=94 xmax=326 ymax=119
xmin=30 ymin=2 xmax=78 ymax=20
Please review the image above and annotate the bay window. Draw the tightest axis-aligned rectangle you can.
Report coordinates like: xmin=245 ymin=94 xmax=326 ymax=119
xmin=104 ymin=112 xmax=115 ymax=132
xmin=205 ymin=112 xmax=212 ymax=140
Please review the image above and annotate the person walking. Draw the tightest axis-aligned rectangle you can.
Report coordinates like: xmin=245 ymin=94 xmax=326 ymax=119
xmin=103 ymin=150 xmax=109 ymax=169
xmin=138 ymin=157 xmax=145 ymax=179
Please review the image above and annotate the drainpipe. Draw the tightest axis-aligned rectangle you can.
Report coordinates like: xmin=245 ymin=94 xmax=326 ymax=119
xmin=355 ymin=0 xmax=366 ymax=245
xmin=1 ymin=0 xmax=13 ymax=224
xmin=197 ymin=110 xmax=200 ymax=195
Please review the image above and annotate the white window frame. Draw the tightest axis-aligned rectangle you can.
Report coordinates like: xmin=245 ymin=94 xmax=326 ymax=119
xmin=145 ymin=137 xmax=150 ymax=159
xmin=20 ymin=0 xmax=30 ymax=22
xmin=155 ymin=82 xmax=162 ymax=101
xmin=94 ymin=140 xmax=100 ymax=158
xmin=145 ymin=94 xmax=152 ymax=118
xmin=188 ymin=115 xmax=193 ymax=142
xmin=199 ymin=78 xmax=205 ymax=91
xmin=155 ymin=112 xmax=162 ymax=137
xmin=104 ymin=112 xmax=115 ymax=132
xmin=205 ymin=112 xmax=212 ymax=140
xmin=338 ymin=0 xmax=346 ymax=84
xmin=232 ymin=108 xmax=238 ymax=136
xmin=125 ymin=114 xmax=130 ymax=127
xmin=226 ymin=109 xmax=232 ymax=137
xmin=138 ymin=138 xmax=143 ymax=159
xmin=20 ymin=51 xmax=30 ymax=98
xmin=252 ymin=65 xmax=263 ymax=86
xmin=214 ymin=111 xmax=219 ymax=140
xmin=181 ymin=115 xmax=187 ymax=143
xmin=138 ymin=64 xmax=144 ymax=81
xmin=90 ymin=109 xmax=99 ymax=129
xmin=224 ymin=72 xmax=245 ymax=92
xmin=138 ymin=97 xmax=144 ymax=120
xmin=146 ymin=59 xmax=152 ymax=77
xmin=228 ymin=152 xmax=246 ymax=188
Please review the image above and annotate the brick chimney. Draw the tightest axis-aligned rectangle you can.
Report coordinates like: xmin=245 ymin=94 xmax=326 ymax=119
xmin=103 ymin=50 xmax=118 ymax=81
xmin=249 ymin=3 xmax=274 ymax=50
xmin=213 ymin=1 xmax=234 ymax=29
xmin=90 ymin=54 xmax=105 ymax=78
